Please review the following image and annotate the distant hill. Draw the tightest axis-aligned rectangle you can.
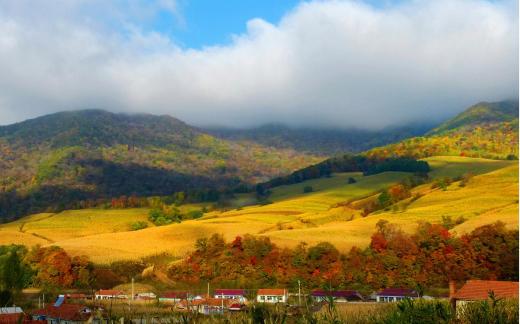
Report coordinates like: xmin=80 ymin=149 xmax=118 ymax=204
xmin=206 ymin=124 xmax=432 ymax=156
xmin=0 ymin=110 xmax=322 ymax=220
xmin=429 ymin=100 xmax=519 ymax=135
xmin=366 ymin=100 xmax=519 ymax=160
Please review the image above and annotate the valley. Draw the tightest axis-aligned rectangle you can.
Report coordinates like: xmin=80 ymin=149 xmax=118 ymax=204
xmin=1 ymin=156 xmax=516 ymax=264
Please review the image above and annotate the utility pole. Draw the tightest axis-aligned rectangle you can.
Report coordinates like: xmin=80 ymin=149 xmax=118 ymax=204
xmin=207 ymin=282 xmax=210 ymax=298
xmin=298 ymin=280 xmax=301 ymax=306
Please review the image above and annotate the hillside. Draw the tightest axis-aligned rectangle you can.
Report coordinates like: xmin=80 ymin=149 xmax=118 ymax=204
xmin=366 ymin=100 xmax=519 ymax=160
xmin=0 ymin=156 xmax=516 ymax=263
xmin=429 ymin=100 xmax=519 ymax=135
xmin=206 ymin=124 xmax=432 ymax=156
xmin=0 ymin=110 xmax=322 ymax=221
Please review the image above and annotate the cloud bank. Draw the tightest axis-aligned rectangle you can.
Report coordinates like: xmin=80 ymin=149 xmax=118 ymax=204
xmin=0 ymin=0 xmax=517 ymax=129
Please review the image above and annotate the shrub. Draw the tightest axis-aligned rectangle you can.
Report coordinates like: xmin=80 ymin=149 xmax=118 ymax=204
xmin=348 ymin=177 xmax=357 ymax=184
xmin=458 ymin=293 xmax=519 ymax=324
xmin=303 ymin=186 xmax=314 ymax=193
xmin=376 ymin=299 xmax=453 ymax=324
xmin=130 ymin=221 xmax=148 ymax=231
xmin=186 ymin=210 xmax=204 ymax=219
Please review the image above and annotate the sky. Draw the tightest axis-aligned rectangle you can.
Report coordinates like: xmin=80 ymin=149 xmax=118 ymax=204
xmin=0 ymin=0 xmax=517 ymax=129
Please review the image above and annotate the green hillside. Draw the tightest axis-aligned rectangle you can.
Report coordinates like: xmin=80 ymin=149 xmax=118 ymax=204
xmin=0 ymin=110 xmax=322 ymax=221
xmin=366 ymin=100 xmax=518 ymax=160
xmin=430 ymin=100 xmax=518 ymax=134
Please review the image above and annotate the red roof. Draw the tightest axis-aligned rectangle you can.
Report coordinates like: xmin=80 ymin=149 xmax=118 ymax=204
xmin=214 ymin=289 xmax=246 ymax=296
xmin=32 ymin=304 xmax=91 ymax=321
xmin=377 ymin=288 xmax=418 ymax=297
xmin=95 ymin=290 xmax=124 ymax=296
xmin=257 ymin=289 xmax=286 ymax=296
xmin=0 ymin=314 xmax=45 ymax=324
xmin=453 ymin=280 xmax=519 ymax=300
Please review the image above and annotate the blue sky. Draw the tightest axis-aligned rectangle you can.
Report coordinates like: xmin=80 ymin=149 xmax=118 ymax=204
xmin=149 ymin=0 xmax=403 ymax=49
xmin=159 ymin=0 xmax=301 ymax=48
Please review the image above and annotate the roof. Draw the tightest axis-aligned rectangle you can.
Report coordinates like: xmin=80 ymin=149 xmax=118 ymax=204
xmin=311 ymin=290 xmax=363 ymax=299
xmin=453 ymin=280 xmax=519 ymax=301
xmin=0 ymin=308 xmax=23 ymax=314
xmin=1 ymin=313 xmax=46 ymax=324
xmin=377 ymin=288 xmax=418 ymax=297
xmin=32 ymin=304 xmax=91 ymax=321
xmin=257 ymin=289 xmax=286 ymax=296
xmin=160 ymin=291 xmax=189 ymax=299
xmin=95 ymin=290 xmax=125 ymax=296
xmin=214 ymin=289 xmax=246 ymax=296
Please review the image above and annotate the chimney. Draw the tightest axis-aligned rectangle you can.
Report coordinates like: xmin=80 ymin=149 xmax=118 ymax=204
xmin=449 ymin=280 xmax=456 ymax=299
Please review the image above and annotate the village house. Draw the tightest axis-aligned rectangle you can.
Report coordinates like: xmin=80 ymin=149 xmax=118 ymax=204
xmin=31 ymin=303 xmax=92 ymax=324
xmin=375 ymin=288 xmax=419 ymax=302
xmin=94 ymin=289 xmax=127 ymax=300
xmin=311 ymin=290 xmax=364 ymax=303
xmin=214 ymin=289 xmax=248 ymax=303
xmin=451 ymin=280 xmax=519 ymax=312
xmin=256 ymin=289 xmax=288 ymax=303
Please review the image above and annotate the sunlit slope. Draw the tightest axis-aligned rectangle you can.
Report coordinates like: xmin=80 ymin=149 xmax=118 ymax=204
xmin=0 ymin=156 xmax=516 ymax=263
xmin=264 ymin=161 xmax=518 ymax=250
xmin=0 ymin=209 xmax=153 ymax=244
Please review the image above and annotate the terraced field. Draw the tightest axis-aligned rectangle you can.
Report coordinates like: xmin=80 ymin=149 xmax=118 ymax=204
xmin=0 ymin=156 xmax=516 ymax=263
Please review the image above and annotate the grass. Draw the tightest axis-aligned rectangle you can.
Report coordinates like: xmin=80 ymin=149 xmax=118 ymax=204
xmin=0 ymin=156 xmax=516 ymax=263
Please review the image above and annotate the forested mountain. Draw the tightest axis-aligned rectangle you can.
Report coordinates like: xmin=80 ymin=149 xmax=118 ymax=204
xmin=205 ymin=124 xmax=432 ymax=156
xmin=366 ymin=100 xmax=519 ymax=160
xmin=0 ymin=110 xmax=322 ymax=220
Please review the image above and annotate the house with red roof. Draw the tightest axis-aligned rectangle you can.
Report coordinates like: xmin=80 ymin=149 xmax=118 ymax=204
xmin=31 ymin=304 xmax=92 ymax=324
xmin=375 ymin=288 xmax=419 ymax=302
xmin=451 ymin=280 xmax=519 ymax=311
xmin=311 ymin=290 xmax=364 ymax=303
xmin=179 ymin=298 xmax=234 ymax=315
xmin=256 ymin=289 xmax=288 ymax=303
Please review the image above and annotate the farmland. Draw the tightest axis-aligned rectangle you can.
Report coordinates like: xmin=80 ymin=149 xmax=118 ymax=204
xmin=0 ymin=156 xmax=517 ymax=264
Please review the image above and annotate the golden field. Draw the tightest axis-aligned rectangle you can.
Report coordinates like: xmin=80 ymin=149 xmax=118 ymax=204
xmin=0 ymin=156 xmax=517 ymax=264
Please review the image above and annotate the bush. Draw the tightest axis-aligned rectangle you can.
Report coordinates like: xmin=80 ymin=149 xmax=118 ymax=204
xmin=458 ymin=293 xmax=519 ymax=324
xmin=129 ymin=221 xmax=148 ymax=231
xmin=376 ymin=299 xmax=453 ymax=324
xmin=303 ymin=186 xmax=314 ymax=193
xmin=148 ymin=207 xmax=182 ymax=226
xmin=186 ymin=210 xmax=204 ymax=219
xmin=348 ymin=177 xmax=357 ymax=184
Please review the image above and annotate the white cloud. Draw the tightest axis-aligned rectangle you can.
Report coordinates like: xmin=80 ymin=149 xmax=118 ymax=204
xmin=0 ymin=0 xmax=517 ymax=129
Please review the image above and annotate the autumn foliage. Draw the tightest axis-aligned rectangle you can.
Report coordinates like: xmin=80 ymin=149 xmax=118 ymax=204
xmin=168 ymin=221 xmax=518 ymax=293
